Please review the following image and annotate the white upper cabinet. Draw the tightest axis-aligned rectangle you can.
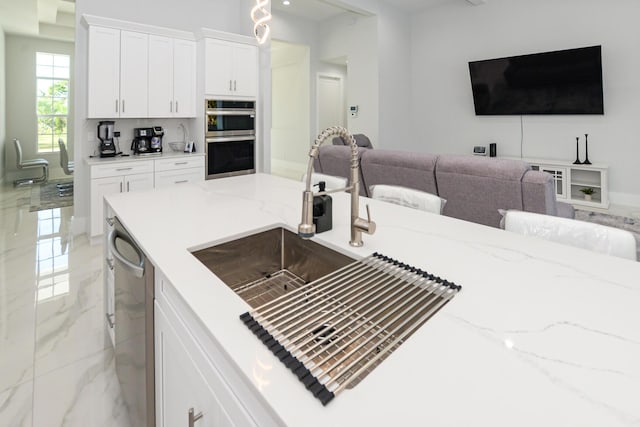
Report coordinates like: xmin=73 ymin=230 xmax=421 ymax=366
xmin=87 ymin=26 xmax=121 ymax=118
xmin=173 ymin=39 xmax=197 ymax=117
xmin=148 ymin=36 xmax=196 ymax=118
xmin=205 ymin=38 xmax=257 ymax=98
xmin=119 ymin=31 xmax=149 ymax=118
xmin=87 ymin=27 xmax=148 ymax=118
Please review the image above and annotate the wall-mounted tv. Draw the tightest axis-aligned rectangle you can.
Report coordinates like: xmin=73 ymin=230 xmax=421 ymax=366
xmin=469 ymin=46 xmax=604 ymax=115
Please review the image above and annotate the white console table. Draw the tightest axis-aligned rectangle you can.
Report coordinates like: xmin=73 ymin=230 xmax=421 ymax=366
xmin=522 ymin=158 xmax=609 ymax=209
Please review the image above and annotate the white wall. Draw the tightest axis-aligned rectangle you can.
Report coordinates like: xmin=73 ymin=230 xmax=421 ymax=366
xmin=73 ymin=0 xmax=255 ymax=234
xmin=0 ymin=27 xmax=5 ymax=183
xmin=410 ymin=0 xmax=640 ymax=206
xmin=5 ymin=34 xmax=74 ymax=181
xmin=318 ymin=13 xmax=379 ymax=145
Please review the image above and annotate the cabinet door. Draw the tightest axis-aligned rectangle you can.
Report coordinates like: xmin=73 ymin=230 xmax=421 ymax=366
xmin=148 ymin=35 xmax=174 ymax=118
xmin=156 ymin=303 xmax=234 ymax=427
xmin=233 ymin=44 xmax=258 ymax=97
xmin=90 ymin=176 xmax=123 ymax=237
xmin=205 ymin=39 xmax=234 ymax=96
xmin=120 ymin=31 xmax=149 ymax=118
xmin=88 ymin=26 xmax=120 ymax=118
xmin=173 ymin=39 xmax=197 ymax=117
xmin=124 ymin=173 xmax=154 ymax=193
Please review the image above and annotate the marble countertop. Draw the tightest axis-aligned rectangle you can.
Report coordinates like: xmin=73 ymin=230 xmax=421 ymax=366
xmin=84 ymin=150 xmax=204 ymax=166
xmin=105 ymin=173 xmax=640 ymax=426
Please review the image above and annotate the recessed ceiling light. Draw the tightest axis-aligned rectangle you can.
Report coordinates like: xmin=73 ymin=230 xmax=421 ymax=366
xmin=283 ymin=0 xmax=290 ymax=5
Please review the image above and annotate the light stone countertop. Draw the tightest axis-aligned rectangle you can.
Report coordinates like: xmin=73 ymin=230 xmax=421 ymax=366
xmin=105 ymin=173 xmax=640 ymax=427
xmin=84 ymin=150 xmax=204 ymax=166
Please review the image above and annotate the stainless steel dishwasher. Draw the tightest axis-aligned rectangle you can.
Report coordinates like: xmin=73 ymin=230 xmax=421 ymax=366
xmin=109 ymin=217 xmax=155 ymax=427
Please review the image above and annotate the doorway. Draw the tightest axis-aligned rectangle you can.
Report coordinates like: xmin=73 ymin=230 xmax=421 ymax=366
xmin=316 ymin=73 xmax=345 ymax=132
xmin=270 ymin=40 xmax=310 ymax=180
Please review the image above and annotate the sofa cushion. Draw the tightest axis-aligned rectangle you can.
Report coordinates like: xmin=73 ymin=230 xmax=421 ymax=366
xmin=314 ymin=145 xmax=368 ymax=195
xmin=435 ymin=155 xmax=530 ymax=227
xmin=360 ymin=149 xmax=439 ymax=196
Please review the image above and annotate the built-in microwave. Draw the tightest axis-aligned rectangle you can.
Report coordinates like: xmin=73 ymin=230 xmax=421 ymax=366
xmin=205 ymin=100 xmax=256 ymax=179
xmin=205 ymin=100 xmax=255 ymax=137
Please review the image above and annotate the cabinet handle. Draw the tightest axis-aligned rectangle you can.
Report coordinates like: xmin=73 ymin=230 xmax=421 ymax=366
xmin=229 ymin=80 xmax=233 ymax=91
xmin=105 ymin=217 xmax=115 ymax=226
xmin=122 ymin=100 xmax=125 ymax=113
xmin=116 ymin=167 xmax=132 ymax=171
xmin=234 ymin=80 xmax=237 ymax=91
xmin=127 ymin=181 xmax=130 ymax=192
xmin=175 ymin=180 xmax=188 ymax=184
xmin=176 ymin=101 xmax=179 ymax=113
xmin=175 ymin=162 xmax=188 ymax=165
xmin=170 ymin=101 xmax=173 ymax=113
xmin=115 ymin=99 xmax=119 ymax=113
xmin=188 ymin=408 xmax=203 ymax=427
xmin=120 ymin=182 xmax=123 ymax=192
xmin=106 ymin=313 xmax=115 ymax=329
xmin=106 ymin=258 xmax=114 ymax=270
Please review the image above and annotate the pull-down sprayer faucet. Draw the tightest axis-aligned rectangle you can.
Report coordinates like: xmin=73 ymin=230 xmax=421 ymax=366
xmin=298 ymin=126 xmax=376 ymax=247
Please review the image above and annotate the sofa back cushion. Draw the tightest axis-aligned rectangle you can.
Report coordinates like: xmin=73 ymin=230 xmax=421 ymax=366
xmin=435 ymin=155 xmax=530 ymax=227
xmin=314 ymin=145 xmax=368 ymax=195
xmin=521 ymin=170 xmax=558 ymax=216
xmin=360 ymin=149 xmax=439 ymax=197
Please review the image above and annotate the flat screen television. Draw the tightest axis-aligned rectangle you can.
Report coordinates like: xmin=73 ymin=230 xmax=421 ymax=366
xmin=468 ymin=46 xmax=604 ymax=115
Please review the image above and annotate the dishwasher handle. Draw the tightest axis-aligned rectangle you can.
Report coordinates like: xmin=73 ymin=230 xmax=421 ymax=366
xmin=108 ymin=228 xmax=144 ymax=278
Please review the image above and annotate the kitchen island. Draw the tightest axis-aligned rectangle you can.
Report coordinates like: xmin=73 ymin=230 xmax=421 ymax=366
xmin=105 ymin=173 xmax=640 ymax=426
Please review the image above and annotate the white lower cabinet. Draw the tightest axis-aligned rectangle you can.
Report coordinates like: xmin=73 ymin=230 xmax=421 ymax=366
xmin=90 ymin=165 xmax=154 ymax=237
xmin=155 ymin=302 xmax=235 ymax=427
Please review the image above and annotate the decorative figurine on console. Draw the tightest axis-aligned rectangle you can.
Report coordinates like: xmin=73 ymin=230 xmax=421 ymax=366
xmin=573 ymin=136 xmax=582 ymax=164
xmin=583 ymin=133 xmax=592 ymax=165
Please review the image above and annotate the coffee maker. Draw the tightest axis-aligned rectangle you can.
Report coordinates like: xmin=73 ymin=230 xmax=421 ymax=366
xmin=97 ymin=121 xmax=117 ymax=157
xmin=132 ymin=127 xmax=163 ymax=155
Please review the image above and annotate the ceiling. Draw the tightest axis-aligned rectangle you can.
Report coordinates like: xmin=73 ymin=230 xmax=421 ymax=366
xmin=0 ymin=0 xmax=75 ymax=42
xmin=271 ymin=0 xmax=460 ymax=21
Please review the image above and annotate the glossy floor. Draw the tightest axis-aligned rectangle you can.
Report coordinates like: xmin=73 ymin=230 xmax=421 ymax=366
xmin=0 ymin=183 xmax=130 ymax=427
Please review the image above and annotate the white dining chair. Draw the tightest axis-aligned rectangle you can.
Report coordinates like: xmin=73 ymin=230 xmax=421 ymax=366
xmin=13 ymin=138 xmax=49 ymax=186
xmin=57 ymin=138 xmax=74 ymax=195
xmin=503 ymin=210 xmax=637 ymax=261
xmin=301 ymin=172 xmax=349 ymax=191
xmin=370 ymin=185 xmax=446 ymax=215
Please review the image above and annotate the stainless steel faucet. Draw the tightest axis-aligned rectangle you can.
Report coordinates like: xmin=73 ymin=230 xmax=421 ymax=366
xmin=298 ymin=126 xmax=376 ymax=247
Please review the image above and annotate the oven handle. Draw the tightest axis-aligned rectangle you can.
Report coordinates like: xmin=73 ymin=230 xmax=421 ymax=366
xmin=206 ymin=109 xmax=255 ymax=116
xmin=206 ymin=136 xmax=256 ymax=143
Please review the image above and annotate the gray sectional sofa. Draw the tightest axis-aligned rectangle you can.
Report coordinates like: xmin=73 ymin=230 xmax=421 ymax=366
xmin=313 ymin=146 xmax=575 ymax=228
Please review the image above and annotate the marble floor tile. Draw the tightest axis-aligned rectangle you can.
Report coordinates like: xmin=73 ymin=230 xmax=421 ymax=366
xmin=0 ymin=288 xmax=36 ymax=394
xmin=0 ymin=380 xmax=33 ymax=427
xmin=32 ymin=348 xmax=131 ymax=427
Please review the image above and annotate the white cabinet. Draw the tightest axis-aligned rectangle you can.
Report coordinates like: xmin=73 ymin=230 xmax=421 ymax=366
xmin=87 ymin=26 xmax=148 ymax=118
xmin=205 ymin=38 xmax=257 ymax=98
xmin=155 ymin=302 xmax=236 ymax=427
xmin=525 ymin=158 xmax=609 ymax=208
xmin=89 ymin=161 xmax=154 ymax=236
xmin=148 ymin=36 xmax=196 ymax=118
xmin=154 ymin=156 xmax=204 ymax=188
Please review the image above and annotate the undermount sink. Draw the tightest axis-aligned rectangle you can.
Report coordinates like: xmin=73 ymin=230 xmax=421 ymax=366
xmin=191 ymin=227 xmax=356 ymax=307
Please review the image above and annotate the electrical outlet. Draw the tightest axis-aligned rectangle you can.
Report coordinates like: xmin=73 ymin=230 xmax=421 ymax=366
xmin=114 ymin=131 xmax=121 ymax=137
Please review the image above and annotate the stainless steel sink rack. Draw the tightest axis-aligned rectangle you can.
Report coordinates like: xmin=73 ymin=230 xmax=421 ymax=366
xmin=240 ymin=252 xmax=462 ymax=405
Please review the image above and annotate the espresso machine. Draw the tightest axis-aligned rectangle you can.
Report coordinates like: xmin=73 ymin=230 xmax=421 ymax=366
xmin=132 ymin=127 xmax=163 ymax=154
xmin=97 ymin=121 xmax=117 ymax=157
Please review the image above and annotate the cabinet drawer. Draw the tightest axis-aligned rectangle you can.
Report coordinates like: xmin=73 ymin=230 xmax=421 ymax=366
xmin=91 ymin=160 xmax=153 ymax=179
xmin=155 ymin=168 xmax=203 ymax=188
xmin=155 ymin=156 xmax=204 ymax=172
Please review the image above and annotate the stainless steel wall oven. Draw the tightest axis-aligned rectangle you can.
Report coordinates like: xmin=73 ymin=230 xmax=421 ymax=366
xmin=205 ymin=99 xmax=256 ymax=179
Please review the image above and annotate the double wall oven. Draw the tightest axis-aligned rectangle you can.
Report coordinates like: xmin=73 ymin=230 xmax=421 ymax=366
xmin=205 ymin=99 xmax=256 ymax=179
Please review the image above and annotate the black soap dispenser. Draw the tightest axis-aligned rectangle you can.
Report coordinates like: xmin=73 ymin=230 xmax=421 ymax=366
xmin=313 ymin=181 xmax=333 ymax=233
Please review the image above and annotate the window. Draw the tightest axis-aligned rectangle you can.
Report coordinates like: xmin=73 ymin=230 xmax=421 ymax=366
xmin=36 ymin=52 xmax=70 ymax=153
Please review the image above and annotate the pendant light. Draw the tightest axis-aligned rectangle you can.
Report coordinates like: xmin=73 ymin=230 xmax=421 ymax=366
xmin=251 ymin=0 xmax=271 ymax=45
